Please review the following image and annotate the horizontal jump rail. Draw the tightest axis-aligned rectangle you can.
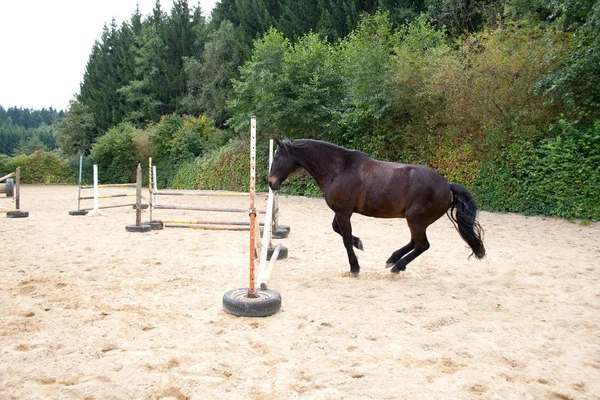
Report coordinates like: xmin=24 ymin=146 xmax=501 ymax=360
xmin=79 ymin=193 xmax=136 ymax=200
xmin=0 ymin=172 xmax=15 ymax=183
xmin=164 ymin=223 xmax=251 ymax=231
xmin=154 ymin=204 xmax=266 ymax=214
xmin=154 ymin=191 xmax=267 ymax=197
xmin=80 ymin=183 xmax=137 ymax=189
xmin=0 ymin=209 xmax=19 ymax=213
xmin=157 ymin=219 xmax=265 ymax=227
xmin=81 ymin=203 xmax=138 ymax=211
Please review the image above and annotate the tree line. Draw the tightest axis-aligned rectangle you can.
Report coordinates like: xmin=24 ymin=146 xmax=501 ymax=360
xmin=56 ymin=0 xmax=510 ymax=156
xmin=0 ymin=106 xmax=63 ymax=155
xmin=0 ymin=0 xmax=598 ymax=219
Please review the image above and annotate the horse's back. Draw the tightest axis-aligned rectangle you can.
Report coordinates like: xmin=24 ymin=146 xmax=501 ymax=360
xmin=353 ymin=160 xmax=451 ymax=219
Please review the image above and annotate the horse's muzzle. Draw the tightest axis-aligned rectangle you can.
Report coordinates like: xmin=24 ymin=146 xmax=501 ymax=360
xmin=268 ymin=176 xmax=280 ymax=191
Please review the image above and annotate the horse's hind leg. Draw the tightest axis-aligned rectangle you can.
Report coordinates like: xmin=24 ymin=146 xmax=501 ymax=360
xmin=332 ymin=217 xmax=363 ymax=250
xmin=390 ymin=221 xmax=430 ymax=274
xmin=385 ymin=240 xmax=414 ymax=268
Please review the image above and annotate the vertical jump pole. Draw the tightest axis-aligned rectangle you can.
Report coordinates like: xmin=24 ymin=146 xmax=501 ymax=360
xmin=149 ymin=157 xmax=153 ymax=223
xmin=269 ymin=139 xmax=290 ymax=239
xmin=5 ymin=167 xmax=29 ymax=218
xmin=15 ymin=166 xmax=21 ymax=211
xmin=87 ymin=164 xmax=106 ymax=216
xmin=69 ymin=156 xmax=88 ymax=216
xmin=153 ymin=165 xmax=158 ymax=205
xmin=77 ymin=155 xmax=83 ymax=211
xmin=248 ymin=116 xmax=257 ymax=298
xmin=125 ymin=164 xmax=152 ymax=232
xmin=222 ymin=116 xmax=282 ymax=317
xmin=135 ymin=164 xmax=142 ymax=226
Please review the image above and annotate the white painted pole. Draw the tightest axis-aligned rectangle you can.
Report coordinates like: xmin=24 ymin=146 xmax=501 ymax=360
xmin=77 ymin=155 xmax=83 ymax=211
xmin=153 ymin=165 xmax=158 ymax=205
xmin=258 ymin=190 xmax=276 ymax=288
xmin=261 ymin=243 xmax=282 ymax=290
xmin=87 ymin=164 xmax=106 ymax=216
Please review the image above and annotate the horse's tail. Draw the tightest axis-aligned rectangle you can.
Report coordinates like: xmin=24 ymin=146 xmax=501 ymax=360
xmin=447 ymin=182 xmax=486 ymax=260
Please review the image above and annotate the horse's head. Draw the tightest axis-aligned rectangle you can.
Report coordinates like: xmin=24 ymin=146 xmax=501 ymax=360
xmin=269 ymin=138 xmax=300 ymax=191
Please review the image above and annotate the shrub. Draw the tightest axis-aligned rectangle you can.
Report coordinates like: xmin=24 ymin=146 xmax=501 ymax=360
xmin=9 ymin=151 xmax=75 ymax=184
xmin=476 ymin=120 xmax=600 ymax=220
xmin=89 ymin=123 xmax=138 ymax=183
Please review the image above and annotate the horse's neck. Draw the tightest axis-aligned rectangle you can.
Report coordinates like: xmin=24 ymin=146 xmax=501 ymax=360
xmin=295 ymin=142 xmax=352 ymax=186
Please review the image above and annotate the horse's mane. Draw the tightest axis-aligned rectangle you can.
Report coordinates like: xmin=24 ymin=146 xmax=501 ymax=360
xmin=279 ymin=138 xmax=369 ymax=159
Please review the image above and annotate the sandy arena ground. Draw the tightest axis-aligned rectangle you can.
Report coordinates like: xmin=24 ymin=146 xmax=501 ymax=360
xmin=1 ymin=184 xmax=599 ymax=399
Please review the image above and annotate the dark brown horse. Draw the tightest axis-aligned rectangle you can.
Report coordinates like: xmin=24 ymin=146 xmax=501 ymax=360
xmin=268 ymin=138 xmax=485 ymax=276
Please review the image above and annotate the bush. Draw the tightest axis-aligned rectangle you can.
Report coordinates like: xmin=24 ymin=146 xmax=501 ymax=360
xmin=168 ymin=136 xmax=323 ymax=197
xmin=151 ymin=114 xmax=230 ymax=188
xmin=7 ymin=151 xmax=76 ymax=184
xmin=89 ymin=123 xmax=138 ymax=184
xmin=476 ymin=120 xmax=600 ymax=220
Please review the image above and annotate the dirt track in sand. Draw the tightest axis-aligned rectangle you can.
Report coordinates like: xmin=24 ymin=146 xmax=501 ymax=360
xmin=1 ymin=184 xmax=599 ymax=399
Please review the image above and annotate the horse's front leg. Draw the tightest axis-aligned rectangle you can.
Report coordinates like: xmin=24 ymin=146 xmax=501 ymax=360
xmin=332 ymin=217 xmax=363 ymax=251
xmin=334 ymin=213 xmax=360 ymax=277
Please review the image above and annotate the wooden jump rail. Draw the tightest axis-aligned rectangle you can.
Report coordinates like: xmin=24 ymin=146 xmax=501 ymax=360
xmin=140 ymin=156 xmax=288 ymax=237
xmin=69 ymin=156 xmax=145 ymax=216
xmin=0 ymin=167 xmax=29 ymax=218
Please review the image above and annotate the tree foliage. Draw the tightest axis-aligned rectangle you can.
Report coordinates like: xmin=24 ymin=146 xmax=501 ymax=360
xmin=0 ymin=106 xmax=62 ymax=156
xmin=55 ymin=100 xmax=98 ymax=156
xmin=5 ymin=0 xmax=599 ymax=219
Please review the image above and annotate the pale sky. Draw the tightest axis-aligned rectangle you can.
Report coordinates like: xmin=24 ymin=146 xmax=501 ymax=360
xmin=0 ymin=0 xmax=217 ymax=111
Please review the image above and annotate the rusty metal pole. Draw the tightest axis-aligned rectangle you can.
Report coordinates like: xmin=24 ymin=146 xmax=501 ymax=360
xmin=248 ymin=116 xmax=257 ymax=298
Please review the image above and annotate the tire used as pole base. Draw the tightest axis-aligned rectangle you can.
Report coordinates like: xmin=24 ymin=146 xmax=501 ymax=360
xmin=145 ymin=221 xmax=164 ymax=230
xmin=272 ymin=225 xmax=291 ymax=239
xmin=69 ymin=210 xmax=88 ymax=216
xmin=2 ymin=178 xmax=14 ymax=197
xmin=222 ymin=288 xmax=281 ymax=318
xmin=125 ymin=224 xmax=152 ymax=233
xmin=7 ymin=211 xmax=29 ymax=218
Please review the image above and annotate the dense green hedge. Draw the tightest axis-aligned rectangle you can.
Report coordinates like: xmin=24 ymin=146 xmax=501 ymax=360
xmin=0 ymin=151 xmax=77 ymax=184
xmin=475 ymin=120 xmax=600 ymax=220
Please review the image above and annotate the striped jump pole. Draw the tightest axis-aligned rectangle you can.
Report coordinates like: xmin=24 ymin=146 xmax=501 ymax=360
xmin=222 ymin=116 xmax=282 ymax=317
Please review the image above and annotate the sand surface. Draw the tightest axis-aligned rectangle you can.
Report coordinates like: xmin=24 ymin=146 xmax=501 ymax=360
xmin=1 ymin=184 xmax=599 ymax=399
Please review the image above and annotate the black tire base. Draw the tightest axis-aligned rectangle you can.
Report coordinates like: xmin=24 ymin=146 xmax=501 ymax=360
xmin=125 ymin=224 xmax=152 ymax=233
xmin=272 ymin=225 xmax=291 ymax=239
xmin=223 ymin=288 xmax=281 ymax=317
xmin=7 ymin=211 xmax=29 ymax=218
xmin=146 ymin=221 xmax=164 ymax=230
xmin=69 ymin=210 xmax=88 ymax=216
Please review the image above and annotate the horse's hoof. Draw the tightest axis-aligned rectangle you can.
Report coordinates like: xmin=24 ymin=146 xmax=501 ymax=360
xmin=357 ymin=240 xmax=364 ymax=251
xmin=390 ymin=266 xmax=406 ymax=274
xmin=350 ymin=272 xmax=359 ymax=278
xmin=385 ymin=262 xmax=394 ymax=269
